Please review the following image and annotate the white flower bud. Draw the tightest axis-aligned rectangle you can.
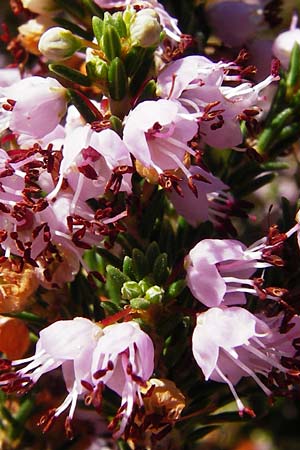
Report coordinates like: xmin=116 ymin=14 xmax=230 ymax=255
xmin=38 ymin=27 xmax=83 ymax=61
xmin=18 ymin=16 xmax=54 ymax=55
xmin=272 ymin=14 xmax=300 ymax=69
xmin=130 ymin=8 xmax=162 ymax=48
xmin=21 ymin=0 xmax=57 ymax=15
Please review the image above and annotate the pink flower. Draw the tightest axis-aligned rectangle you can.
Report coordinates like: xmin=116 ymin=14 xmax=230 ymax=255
xmin=272 ymin=13 xmax=300 ymax=69
xmin=185 ymin=238 xmax=271 ymax=307
xmin=0 ymin=317 xmax=102 ymax=436
xmin=0 ymin=318 xmax=154 ymax=438
xmin=123 ymin=99 xmax=197 ymax=180
xmin=167 ymin=165 xmax=229 ymax=226
xmin=90 ymin=321 xmax=155 ymax=437
xmin=2 ymin=76 xmax=68 ymax=139
xmin=157 ymin=55 xmax=278 ymax=149
xmin=192 ymin=306 xmax=298 ymax=415
xmin=47 ymin=124 xmax=132 ymax=202
xmin=157 ymin=55 xmax=228 ymax=100
xmin=0 ymin=186 xmax=102 ymax=285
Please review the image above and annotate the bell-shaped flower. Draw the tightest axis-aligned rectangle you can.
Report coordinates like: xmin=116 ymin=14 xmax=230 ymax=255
xmin=2 ymin=76 xmax=68 ymax=139
xmin=185 ymin=238 xmax=271 ymax=307
xmin=167 ymin=165 xmax=230 ymax=227
xmin=157 ymin=55 xmax=228 ymax=100
xmin=123 ymin=99 xmax=198 ymax=182
xmin=0 ymin=317 xmax=102 ymax=436
xmin=192 ymin=306 xmax=298 ymax=415
xmin=157 ymin=54 xmax=278 ymax=149
xmin=0 ymin=186 xmax=102 ymax=286
xmin=272 ymin=13 xmax=300 ymax=69
xmin=47 ymin=124 xmax=132 ymax=202
xmin=90 ymin=321 xmax=155 ymax=438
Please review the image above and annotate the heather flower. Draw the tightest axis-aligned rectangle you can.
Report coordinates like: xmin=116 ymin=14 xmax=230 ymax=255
xmin=130 ymin=8 xmax=162 ymax=48
xmin=17 ymin=123 xmax=65 ymax=149
xmin=156 ymin=55 xmax=228 ymax=100
xmin=0 ymin=317 xmax=102 ymax=435
xmin=167 ymin=165 xmax=229 ymax=227
xmin=192 ymin=307 xmax=298 ymax=414
xmin=2 ymin=76 xmax=68 ymax=139
xmin=273 ymin=14 xmax=300 ymax=69
xmin=0 ymin=187 xmax=100 ymax=285
xmin=90 ymin=321 xmax=155 ymax=437
xmin=123 ymin=99 xmax=198 ymax=182
xmin=47 ymin=124 xmax=132 ymax=202
xmin=185 ymin=238 xmax=271 ymax=307
xmin=157 ymin=55 xmax=278 ymax=149
xmin=38 ymin=27 xmax=83 ymax=61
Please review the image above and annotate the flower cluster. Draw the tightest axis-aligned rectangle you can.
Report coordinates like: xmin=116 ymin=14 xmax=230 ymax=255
xmin=0 ymin=318 xmax=154 ymax=438
xmin=0 ymin=0 xmax=300 ymax=449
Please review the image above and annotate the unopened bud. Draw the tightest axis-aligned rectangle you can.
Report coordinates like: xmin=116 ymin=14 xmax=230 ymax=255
xmin=138 ymin=276 xmax=154 ymax=294
xmin=130 ymin=8 xmax=162 ymax=48
xmin=145 ymin=285 xmax=164 ymax=304
xmin=121 ymin=281 xmax=143 ymax=300
xmin=38 ymin=27 xmax=83 ymax=61
xmin=86 ymin=57 xmax=108 ymax=83
xmin=273 ymin=15 xmax=300 ymax=69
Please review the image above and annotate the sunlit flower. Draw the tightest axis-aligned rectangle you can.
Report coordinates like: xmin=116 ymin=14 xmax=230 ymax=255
xmin=273 ymin=13 xmax=300 ymax=69
xmin=90 ymin=321 xmax=155 ymax=438
xmin=185 ymin=238 xmax=271 ymax=307
xmin=2 ymin=76 xmax=68 ymax=139
xmin=157 ymin=54 xmax=278 ymax=149
xmin=47 ymin=124 xmax=132 ymax=202
xmin=192 ymin=306 xmax=299 ymax=414
xmin=0 ymin=317 xmax=102 ymax=436
xmin=123 ymin=99 xmax=197 ymax=182
xmin=167 ymin=165 xmax=229 ymax=226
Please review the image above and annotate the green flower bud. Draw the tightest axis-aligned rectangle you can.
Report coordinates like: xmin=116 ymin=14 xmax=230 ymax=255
xmin=86 ymin=58 xmax=108 ymax=83
xmin=38 ymin=27 xmax=83 ymax=61
xmin=138 ymin=276 xmax=154 ymax=294
xmin=121 ymin=281 xmax=143 ymax=300
xmin=130 ymin=9 xmax=162 ymax=48
xmin=145 ymin=285 xmax=164 ymax=304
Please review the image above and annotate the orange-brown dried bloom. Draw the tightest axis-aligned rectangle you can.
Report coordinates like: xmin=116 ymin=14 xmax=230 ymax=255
xmin=0 ymin=260 xmax=39 ymax=313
